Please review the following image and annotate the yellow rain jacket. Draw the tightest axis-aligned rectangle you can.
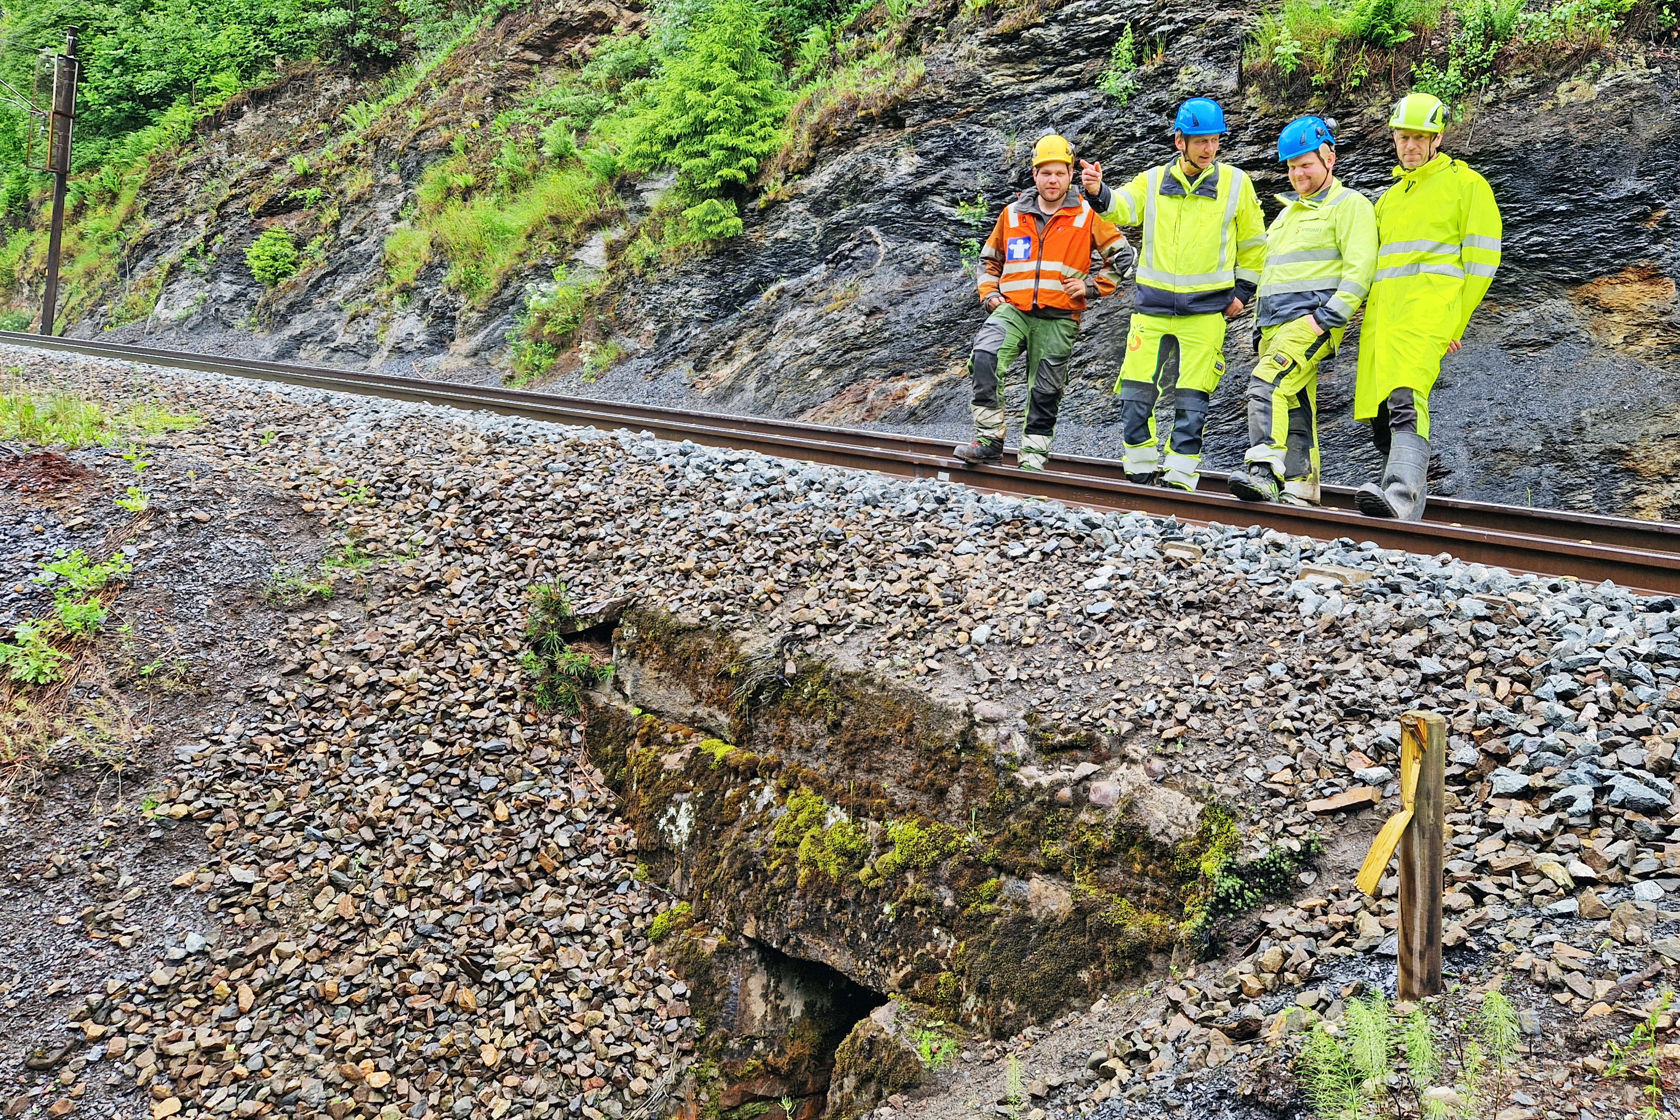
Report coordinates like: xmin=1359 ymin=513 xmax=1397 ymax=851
xmin=1256 ymin=176 xmax=1377 ymax=331
xmin=1094 ymin=160 xmax=1267 ymax=317
xmin=1354 ymin=153 xmax=1502 ymax=421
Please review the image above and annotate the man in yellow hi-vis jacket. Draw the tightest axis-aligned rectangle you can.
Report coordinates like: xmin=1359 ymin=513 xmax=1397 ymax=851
xmin=1081 ymin=97 xmax=1267 ymax=490
xmin=1354 ymin=92 xmax=1502 ymax=520
xmin=1230 ymin=116 xmax=1377 ymax=507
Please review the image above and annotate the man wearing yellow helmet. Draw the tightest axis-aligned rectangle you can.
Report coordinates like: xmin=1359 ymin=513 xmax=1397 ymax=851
xmin=1353 ymin=92 xmax=1502 ymax=520
xmin=958 ymin=134 xmax=1134 ymax=471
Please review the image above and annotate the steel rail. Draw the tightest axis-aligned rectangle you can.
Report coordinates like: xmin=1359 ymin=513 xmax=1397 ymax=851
xmin=6 ymin=330 xmax=1678 ymax=595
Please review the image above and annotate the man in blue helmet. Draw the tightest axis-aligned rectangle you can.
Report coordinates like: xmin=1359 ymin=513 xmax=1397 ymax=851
xmin=1081 ymin=97 xmax=1267 ymax=490
xmin=1229 ymin=116 xmax=1377 ymax=505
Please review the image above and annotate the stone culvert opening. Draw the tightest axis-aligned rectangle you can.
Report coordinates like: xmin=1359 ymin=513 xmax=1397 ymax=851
xmin=576 ymin=604 xmax=1219 ymax=1112
xmin=664 ymin=935 xmax=889 ymax=1120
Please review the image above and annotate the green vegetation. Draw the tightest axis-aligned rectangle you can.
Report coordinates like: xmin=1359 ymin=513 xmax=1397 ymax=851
xmin=955 ymin=191 xmax=987 ymax=273
xmin=508 ymin=265 xmax=604 ymax=384
xmin=1247 ymin=0 xmax=1668 ymax=102
xmin=1098 ymin=24 xmax=1145 ymax=103
xmin=911 ymin=1021 xmax=959 ymax=1070
xmin=519 ymin=580 xmax=612 ymax=714
xmin=1298 ymin=987 xmax=1521 ymax=1119
xmin=648 ymin=900 xmax=693 ymax=942
xmin=0 ymin=384 xmax=198 ymax=448
xmin=265 ymin=539 xmax=376 ymax=604
xmin=1605 ymin=989 xmax=1674 ymax=1117
xmin=626 ymin=0 xmax=788 ymax=241
xmin=417 ymin=158 xmax=612 ymax=307
xmin=115 ymin=443 xmax=151 ymax=512
xmin=1 ymin=549 xmax=132 ymax=685
xmin=1177 ymin=809 xmax=1321 ymax=954
xmin=0 ymin=619 xmax=72 ymax=684
xmin=246 ymin=228 xmax=300 ymax=287
xmin=38 ymin=549 xmax=132 ymax=593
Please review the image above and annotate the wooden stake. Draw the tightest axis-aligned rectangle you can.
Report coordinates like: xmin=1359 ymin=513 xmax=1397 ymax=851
xmin=1398 ymin=710 xmax=1446 ymax=1000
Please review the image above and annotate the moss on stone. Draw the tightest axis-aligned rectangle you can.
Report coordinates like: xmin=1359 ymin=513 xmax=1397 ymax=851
xmin=650 ymin=900 xmax=693 ymax=943
xmin=876 ymin=817 xmax=961 ymax=878
xmin=584 ymin=607 xmax=1236 ymax=1036
xmin=699 ymin=737 xmax=737 ymax=766
xmin=796 ymin=816 xmax=871 ymax=886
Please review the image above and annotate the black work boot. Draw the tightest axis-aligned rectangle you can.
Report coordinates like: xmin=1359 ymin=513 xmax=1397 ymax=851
xmin=954 ymin=437 xmax=1003 ymax=464
xmin=1228 ymin=462 xmax=1282 ymax=503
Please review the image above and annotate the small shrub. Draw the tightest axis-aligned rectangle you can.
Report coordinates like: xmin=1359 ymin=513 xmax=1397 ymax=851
xmin=54 ymin=594 xmax=107 ymax=638
xmin=1098 ymin=25 xmax=1142 ymax=103
xmin=0 ymin=619 xmax=71 ymax=685
xmin=37 ymin=550 xmax=133 ymax=593
xmin=508 ymin=265 xmax=604 ymax=382
xmin=0 ymin=309 xmax=31 ymax=331
xmin=245 ymin=228 xmax=300 ymax=288
xmin=679 ymin=197 xmax=745 ymax=243
xmin=520 ymin=582 xmax=610 ymax=713
xmin=625 ymin=0 xmax=788 ymax=222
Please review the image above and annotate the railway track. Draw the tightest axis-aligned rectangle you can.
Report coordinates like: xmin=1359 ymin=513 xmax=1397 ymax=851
xmin=6 ymin=329 xmax=1679 ymax=595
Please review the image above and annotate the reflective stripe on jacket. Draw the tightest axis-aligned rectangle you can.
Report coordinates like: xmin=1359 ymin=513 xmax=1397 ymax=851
xmin=1095 ymin=160 xmax=1266 ymax=317
xmin=1354 ymin=153 xmax=1503 ymax=419
xmin=975 ymin=188 xmax=1131 ymax=322
xmin=1256 ymin=177 xmax=1377 ymax=330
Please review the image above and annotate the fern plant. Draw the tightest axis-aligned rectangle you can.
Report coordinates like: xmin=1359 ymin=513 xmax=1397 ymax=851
xmin=1296 ymin=984 xmax=1529 ymax=1120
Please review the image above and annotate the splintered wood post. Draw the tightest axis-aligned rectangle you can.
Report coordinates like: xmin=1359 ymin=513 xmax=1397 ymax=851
xmin=1398 ymin=710 xmax=1446 ymax=1000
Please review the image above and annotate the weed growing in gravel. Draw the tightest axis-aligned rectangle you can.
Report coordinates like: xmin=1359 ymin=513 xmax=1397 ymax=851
xmin=1606 ymin=989 xmax=1674 ymax=1116
xmin=0 ymin=387 xmax=197 ymax=450
xmin=38 ymin=550 xmax=133 ymax=592
xmin=1003 ymin=1053 xmax=1025 ymax=1116
xmin=912 ymin=1021 xmax=959 ymax=1070
xmin=336 ymin=477 xmax=374 ymax=504
xmin=266 ymin=540 xmax=377 ymax=605
xmin=115 ymin=445 xmax=152 ymax=512
xmin=1297 ymin=986 xmax=1522 ymax=1119
xmin=520 ymin=581 xmax=612 ymax=714
xmin=265 ymin=569 xmax=335 ymax=605
xmin=53 ymin=595 xmax=108 ymax=638
xmin=0 ymin=619 xmax=72 ymax=684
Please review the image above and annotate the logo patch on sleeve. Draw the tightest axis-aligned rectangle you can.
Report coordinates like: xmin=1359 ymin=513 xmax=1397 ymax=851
xmin=1006 ymin=237 xmax=1033 ymax=262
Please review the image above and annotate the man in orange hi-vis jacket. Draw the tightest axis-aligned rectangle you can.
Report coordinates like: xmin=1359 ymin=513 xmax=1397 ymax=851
xmin=955 ymin=134 xmax=1134 ymax=472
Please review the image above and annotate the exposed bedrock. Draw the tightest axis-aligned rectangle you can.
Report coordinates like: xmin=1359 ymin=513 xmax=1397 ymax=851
xmin=580 ymin=606 xmax=1213 ymax=1113
xmin=586 ymin=12 xmax=1680 ymax=516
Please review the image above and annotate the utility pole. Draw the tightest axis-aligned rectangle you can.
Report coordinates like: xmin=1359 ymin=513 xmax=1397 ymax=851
xmin=39 ymin=27 xmax=79 ymax=337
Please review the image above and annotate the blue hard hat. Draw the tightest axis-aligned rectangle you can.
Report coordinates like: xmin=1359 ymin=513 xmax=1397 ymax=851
xmin=1174 ymin=98 xmax=1227 ymax=137
xmin=1278 ymin=115 xmax=1335 ymax=162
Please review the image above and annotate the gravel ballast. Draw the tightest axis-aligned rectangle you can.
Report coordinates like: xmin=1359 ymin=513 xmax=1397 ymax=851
xmin=3 ymin=344 xmax=1679 ymax=1120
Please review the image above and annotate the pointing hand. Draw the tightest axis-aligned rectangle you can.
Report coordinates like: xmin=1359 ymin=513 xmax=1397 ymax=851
xmin=1080 ymin=159 xmax=1103 ymax=193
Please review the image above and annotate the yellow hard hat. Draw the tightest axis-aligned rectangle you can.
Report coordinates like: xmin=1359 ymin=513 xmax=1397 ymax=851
xmin=1389 ymin=92 xmax=1446 ymax=134
xmin=1032 ymin=134 xmax=1075 ymax=168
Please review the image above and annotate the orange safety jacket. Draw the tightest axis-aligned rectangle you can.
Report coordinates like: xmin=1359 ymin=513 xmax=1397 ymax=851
xmin=975 ymin=188 xmax=1131 ymax=323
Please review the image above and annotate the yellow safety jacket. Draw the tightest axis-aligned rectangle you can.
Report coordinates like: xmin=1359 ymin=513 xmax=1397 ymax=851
xmin=1095 ymin=159 xmax=1267 ymax=317
xmin=1255 ymin=176 xmax=1377 ymax=331
xmin=1355 ymin=153 xmax=1502 ymax=420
